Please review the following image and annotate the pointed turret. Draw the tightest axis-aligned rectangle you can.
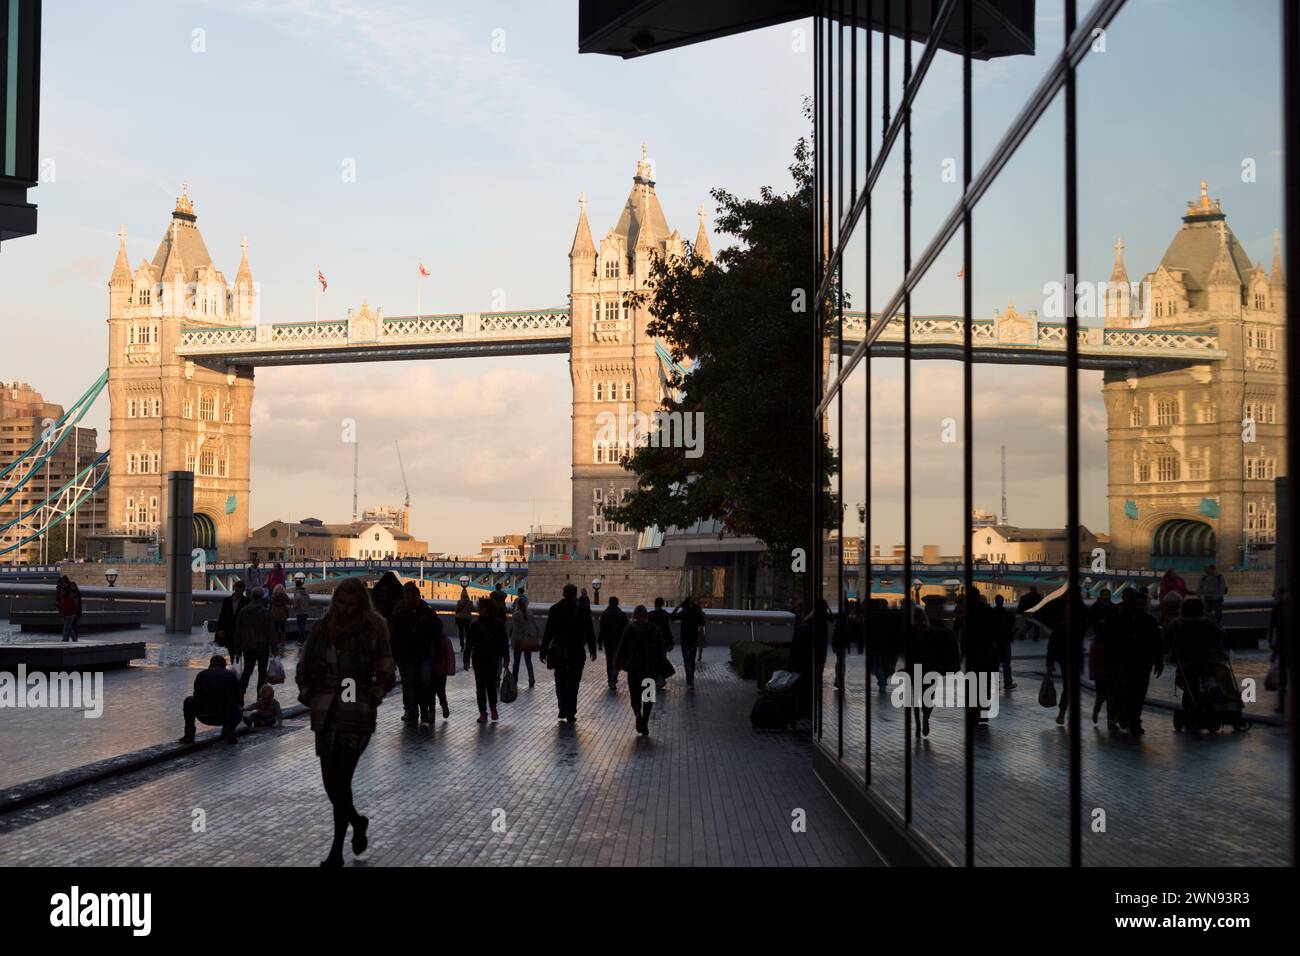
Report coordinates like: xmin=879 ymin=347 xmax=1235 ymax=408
xmin=109 ymin=225 xmax=132 ymax=286
xmin=1106 ymin=236 xmax=1130 ymax=321
xmin=232 ymin=236 xmax=256 ymax=321
xmin=569 ymin=193 xmax=596 ymax=258
xmin=1206 ymin=223 xmax=1242 ymax=314
xmin=693 ymin=205 xmax=713 ymax=263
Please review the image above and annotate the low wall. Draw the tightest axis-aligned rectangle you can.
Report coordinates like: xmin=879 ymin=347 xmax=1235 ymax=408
xmin=526 ymin=559 xmax=684 ymax=607
xmin=58 ymin=562 xmax=205 ymax=592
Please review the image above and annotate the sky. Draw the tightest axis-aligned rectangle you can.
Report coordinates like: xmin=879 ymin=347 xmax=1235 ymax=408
xmin=0 ymin=0 xmax=1285 ymax=555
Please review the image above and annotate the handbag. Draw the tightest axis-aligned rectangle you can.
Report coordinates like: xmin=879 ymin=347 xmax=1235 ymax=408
xmin=266 ymin=656 xmax=286 ymax=685
xmin=499 ymin=668 xmax=518 ymax=704
xmin=1265 ymin=658 xmax=1281 ymax=692
xmin=656 ymin=656 xmax=676 ymax=680
xmin=1038 ymin=670 xmax=1057 ymax=708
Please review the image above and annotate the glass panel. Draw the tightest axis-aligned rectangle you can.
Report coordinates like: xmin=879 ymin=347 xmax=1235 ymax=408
xmin=1077 ymin=0 xmax=1289 ymax=867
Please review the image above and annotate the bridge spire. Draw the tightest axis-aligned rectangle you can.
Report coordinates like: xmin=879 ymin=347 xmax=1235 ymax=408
xmin=1107 ymin=235 xmax=1131 ymax=322
xmin=693 ymin=203 xmax=713 ymax=263
xmin=109 ymin=225 xmax=132 ymax=286
xmin=1271 ymin=228 xmax=1286 ymax=288
xmin=569 ymin=191 xmax=596 ymax=259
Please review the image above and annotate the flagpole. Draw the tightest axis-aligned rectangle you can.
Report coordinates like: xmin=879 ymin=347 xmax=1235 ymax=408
xmin=417 ymin=266 xmax=421 ymax=320
xmin=315 ymin=266 xmax=320 ymax=326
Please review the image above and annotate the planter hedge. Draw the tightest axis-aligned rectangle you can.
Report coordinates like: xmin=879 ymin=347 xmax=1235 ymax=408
xmin=730 ymin=640 xmax=791 ymax=680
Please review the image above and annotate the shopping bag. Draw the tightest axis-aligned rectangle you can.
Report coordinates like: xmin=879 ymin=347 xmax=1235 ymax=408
xmin=266 ymin=656 xmax=286 ymax=685
xmin=1038 ymin=671 xmax=1057 ymax=708
xmin=499 ymin=668 xmax=518 ymax=704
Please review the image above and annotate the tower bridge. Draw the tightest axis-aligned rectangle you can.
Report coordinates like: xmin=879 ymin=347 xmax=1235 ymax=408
xmin=2 ymin=171 xmax=1279 ymax=572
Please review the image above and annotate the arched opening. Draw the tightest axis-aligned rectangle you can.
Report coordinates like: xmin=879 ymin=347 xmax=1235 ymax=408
xmin=193 ymin=512 xmax=218 ymax=562
xmin=1151 ymin=518 xmax=1215 ymax=571
xmin=600 ymin=538 xmax=623 ymax=560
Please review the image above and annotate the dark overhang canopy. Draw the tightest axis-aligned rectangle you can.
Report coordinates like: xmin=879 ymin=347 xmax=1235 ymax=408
xmin=578 ymin=0 xmax=1035 ymax=61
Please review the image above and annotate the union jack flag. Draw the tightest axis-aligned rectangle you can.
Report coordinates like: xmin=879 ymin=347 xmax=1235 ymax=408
xmin=317 ymin=269 xmax=328 ymax=291
xmin=419 ymin=262 xmax=430 ymax=277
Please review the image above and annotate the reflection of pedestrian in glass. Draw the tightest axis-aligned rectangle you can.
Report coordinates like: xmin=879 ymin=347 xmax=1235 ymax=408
xmin=296 ymin=577 xmax=395 ymax=867
xmin=1196 ymin=564 xmax=1228 ymax=623
xmin=991 ymin=594 xmax=1016 ymax=690
xmin=1268 ymin=588 xmax=1288 ymax=714
xmin=906 ymin=607 xmax=960 ymax=739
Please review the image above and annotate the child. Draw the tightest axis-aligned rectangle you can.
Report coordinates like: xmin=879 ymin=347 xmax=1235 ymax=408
xmin=243 ymin=684 xmax=283 ymax=729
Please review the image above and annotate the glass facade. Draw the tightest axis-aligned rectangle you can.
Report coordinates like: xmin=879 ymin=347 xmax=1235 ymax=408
xmin=813 ymin=0 xmax=1298 ymax=866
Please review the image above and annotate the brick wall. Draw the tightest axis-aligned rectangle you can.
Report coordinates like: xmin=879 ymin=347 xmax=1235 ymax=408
xmin=59 ymin=562 xmax=206 ymax=592
xmin=526 ymin=559 xmax=685 ymax=607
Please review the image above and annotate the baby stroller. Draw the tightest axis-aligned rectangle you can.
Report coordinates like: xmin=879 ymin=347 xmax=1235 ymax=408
xmin=1172 ymin=654 xmax=1251 ymax=733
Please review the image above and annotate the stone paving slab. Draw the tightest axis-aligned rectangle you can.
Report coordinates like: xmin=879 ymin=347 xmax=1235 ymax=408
xmin=0 ymin=647 xmax=878 ymax=867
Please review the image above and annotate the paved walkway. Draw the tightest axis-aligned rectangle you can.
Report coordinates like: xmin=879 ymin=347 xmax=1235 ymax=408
xmin=0 ymin=625 xmax=305 ymax=789
xmin=0 ymin=645 xmax=878 ymax=867
xmin=825 ymin=647 xmax=1288 ymax=866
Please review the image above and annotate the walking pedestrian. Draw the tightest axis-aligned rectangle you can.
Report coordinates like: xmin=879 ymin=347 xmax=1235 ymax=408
xmin=217 ymin=580 xmax=250 ymax=665
xmin=455 ymin=586 xmax=473 ymax=651
xmin=831 ymin=598 xmax=864 ymax=691
xmin=906 ymin=606 xmax=960 ymax=738
xmin=1112 ymin=588 xmax=1165 ymax=735
xmin=235 ymin=587 xmax=279 ymax=695
xmin=465 ymin=597 xmax=509 ymax=723
xmin=991 ymin=593 xmax=1016 ymax=690
xmin=671 ymin=595 xmax=706 ymax=686
xmin=270 ymin=583 xmax=290 ymax=645
xmin=490 ymin=581 xmax=508 ymax=621
xmin=615 ymin=605 xmax=667 ymax=736
xmin=370 ymin=571 xmax=404 ymax=622
xmin=57 ymin=577 xmax=82 ymax=643
xmin=510 ymin=586 xmax=539 ymax=687
xmin=540 ymin=583 xmax=597 ymax=722
xmin=293 ymin=577 xmax=312 ymax=641
xmin=648 ymin=597 xmax=674 ymax=691
xmin=245 ymin=555 xmax=264 ymax=592
xmin=296 ymin=577 xmax=395 ymax=867
xmin=389 ymin=582 xmax=442 ymax=724
xmin=267 ymin=561 xmax=287 ymax=594
xmin=598 ymin=595 xmax=628 ymax=689
xmin=179 ymin=654 xmax=243 ymax=744
xmin=1159 ymin=568 xmax=1189 ymax=600
xmin=1196 ymin=564 xmax=1228 ymax=623
xmin=429 ymin=612 xmax=455 ymax=720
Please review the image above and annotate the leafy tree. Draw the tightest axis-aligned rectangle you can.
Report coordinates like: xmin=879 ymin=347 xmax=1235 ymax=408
xmin=603 ymin=123 xmax=839 ymax=560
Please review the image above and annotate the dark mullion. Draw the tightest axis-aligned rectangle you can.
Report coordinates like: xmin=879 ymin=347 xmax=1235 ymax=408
xmin=1064 ymin=0 xmax=1082 ymax=869
xmin=902 ymin=0 xmax=914 ymax=829
xmin=813 ymin=7 xmax=824 ymax=744
xmin=836 ymin=0 xmax=846 ymax=761
xmin=1283 ymin=0 xmax=1300 ymax=868
xmin=962 ymin=0 xmax=975 ymax=870
xmin=863 ymin=0 xmax=873 ymax=789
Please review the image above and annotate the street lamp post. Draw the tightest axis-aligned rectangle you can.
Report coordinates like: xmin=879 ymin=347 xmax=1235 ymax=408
xmin=591 ymin=577 xmax=602 ymax=605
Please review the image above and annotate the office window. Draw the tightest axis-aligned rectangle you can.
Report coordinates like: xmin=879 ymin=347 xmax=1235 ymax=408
xmin=1156 ymin=397 xmax=1178 ymax=425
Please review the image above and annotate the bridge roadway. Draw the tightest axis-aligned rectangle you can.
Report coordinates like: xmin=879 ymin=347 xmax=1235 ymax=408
xmin=175 ymin=308 xmax=1227 ymax=370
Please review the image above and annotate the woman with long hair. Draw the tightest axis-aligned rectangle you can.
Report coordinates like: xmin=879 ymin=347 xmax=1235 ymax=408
xmin=615 ymin=605 xmax=668 ymax=736
xmin=296 ymin=577 xmax=395 ymax=867
xmin=464 ymin=596 xmax=509 ymax=723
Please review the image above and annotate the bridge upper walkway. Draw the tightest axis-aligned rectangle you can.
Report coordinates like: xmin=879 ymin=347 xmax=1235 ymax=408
xmin=176 ymin=308 xmax=1227 ymax=370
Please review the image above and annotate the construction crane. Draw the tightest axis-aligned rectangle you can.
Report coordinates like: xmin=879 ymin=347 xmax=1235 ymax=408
xmin=395 ymin=441 xmax=411 ymax=534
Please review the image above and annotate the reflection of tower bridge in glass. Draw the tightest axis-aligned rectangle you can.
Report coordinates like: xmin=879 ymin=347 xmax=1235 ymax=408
xmin=10 ymin=174 xmax=1276 ymax=571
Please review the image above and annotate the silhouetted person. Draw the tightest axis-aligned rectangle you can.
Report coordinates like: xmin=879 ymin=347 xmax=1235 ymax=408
xmin=245 ymin=556 xmax=264 ymax=592
xmin=1196 ymin=564 xmax=1228 ymax=623
xmin=906 ymin=606 xmax=961 ymax=738
xmin=599 ymin=595 xmax=628 ymax=689
xmin=991 ymin=594 xmax=1016 ymax=690
xmin=1111 ymin=588 xmax=1164 ymax=735
xmin=616 ymin=605 xmax=667 ymax=736
xmin=672 ymin=596 xmax=707 ymax=686
xmin=648 ymin=597 xmax=674 ymax=690
xmin=832 ymin=599 xmax=864 ymax=690
xmin=180 ymin=654 xmax=243 ymax=744
xmin=296 ymin=577 xmax=395 ymax=867
xmin=216 ymin=579 xmax=250 ymax=664
xmin=1159 ymin=569 xmax=1188 ymax=600
xmin=961 ymin=590 xmax=1000 ymax=721
xmin=455 ymin=587 xmax=473 ymax=651
xmin=465 ymin=597 xmax=509 ymax=723
xmin=1167 ymin=597 xmax=1228 ymax=668
xmin=866 ymin=599 xmax=901 ymax=691
xmin=389 ymin=581 xmax=442 ymax=724
xmin=1017 ymin=585 xmax=1043 ymax=617
xmin=236 ymin=587 xmax=279 ymax=694
xmin=490 ymin=582 xmax=508 ymax=621
xmin=370 ymin=571 xmax=404 ymax=622
xmin=57 ymin=578 xmax=83 ymax=643
xmin=510 ymin=586 xmax=538 ymax=688
xmin=541 ymin=583 xmax=597 ymax=722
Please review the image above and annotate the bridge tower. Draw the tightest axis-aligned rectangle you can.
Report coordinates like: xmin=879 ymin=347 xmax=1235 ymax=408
xmin=105 ymin=186 xmax=255 ymax=560
xmin=568 ymin=147 xmax=711 ymax=559
xmin=1102 ymin=181 xmax=1286 ymax=571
